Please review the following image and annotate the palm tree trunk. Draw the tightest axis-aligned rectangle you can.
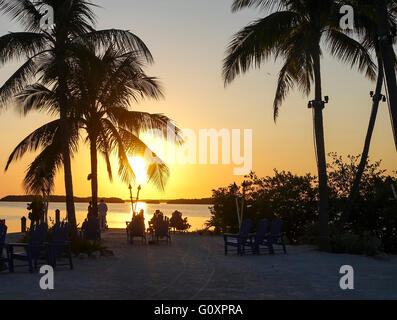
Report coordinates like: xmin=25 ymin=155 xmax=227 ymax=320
xmin=56 ymin=43 xmax=77 ymax=233
xmin=62 ymin=131 xmax=77 ymax=230
xmin=89 ymin=135 xmax=99 ymax=217
xmin=341 ymin=57 xmax=384 ymax=225
xmin=312 ymin=49 xmax=330 ymax=252
xmin=377 ymin=0 xmax=397 ymax=150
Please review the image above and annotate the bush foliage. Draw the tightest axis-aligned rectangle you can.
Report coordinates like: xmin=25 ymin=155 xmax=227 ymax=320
xmin=208 ymin=153 xmax=397 ymax=254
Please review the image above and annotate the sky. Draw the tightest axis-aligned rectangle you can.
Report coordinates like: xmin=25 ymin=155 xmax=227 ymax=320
xmin=0 ymin=0 xmax=396 ymax=200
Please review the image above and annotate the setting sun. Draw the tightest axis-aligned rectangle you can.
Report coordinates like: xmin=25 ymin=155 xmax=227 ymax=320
xmin=128 ymin=156 xmax=148 ymax=185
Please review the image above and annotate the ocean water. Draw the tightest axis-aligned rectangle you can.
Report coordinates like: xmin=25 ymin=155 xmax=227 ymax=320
xmin=0 ymin=201 xmax=212 ymax=233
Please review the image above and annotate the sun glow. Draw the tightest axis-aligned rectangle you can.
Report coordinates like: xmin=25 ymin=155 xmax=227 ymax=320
xmin=128 ymin=156 xmax=148 ymax=185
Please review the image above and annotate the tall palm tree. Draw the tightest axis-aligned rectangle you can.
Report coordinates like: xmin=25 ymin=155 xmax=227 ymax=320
xmin=64 ymin=45 xmax=182 ymax=214
xmin=0 ymin=0 xmax=153 ymax=232
xmin=6 ymin=44 xmax=183 ymax=217
xmin=223 ymin=0 xmax=376 ymax=251
xmin=340 ymin=0 xmax=397 ymax=225
xmin=377 ymin=0 xmax=397 ymax=149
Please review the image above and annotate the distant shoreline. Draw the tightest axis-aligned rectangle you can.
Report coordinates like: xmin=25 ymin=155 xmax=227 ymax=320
xmin=0 ymin=195 xmax=213 ymax=205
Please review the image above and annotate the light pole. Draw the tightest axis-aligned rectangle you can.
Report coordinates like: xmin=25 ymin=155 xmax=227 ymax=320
xmin=128 ymin=184 xmax=134 ymax=218
xmin=134 ymin=185 xmax=142 ymax=214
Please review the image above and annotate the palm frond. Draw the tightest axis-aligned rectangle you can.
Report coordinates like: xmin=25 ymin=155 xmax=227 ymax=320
xmin=0 ymin=32 xmax=47 ymax=65
xmin=0 ymin=57 xmax=37 ymax=108
xmin=107 ymin=108 xmax=183 ymax=144
xmin=325 ymin=29 xmax=377 ymax=81
xmin=0 ymin=0 xmax=42 ymax=32
xmin=76 ymin=29 xmax=154 ymax=63
xmin=118 ymin=127 xmax=169 ymax=190
xmin=24 ymin=138 xmax=63 ymax=195
xmin=223 ymin=11 xmax=300 ymax=85
xmin=5 ymin=119 xmax=61 ymax=170
xmin=15 ymin=83 xmax=58 ymax=115
xmin=231 ymin=0 xmax=285 ymax=12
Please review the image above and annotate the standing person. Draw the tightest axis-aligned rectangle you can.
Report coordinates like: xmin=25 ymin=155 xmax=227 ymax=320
xmin=88 ymin=201 xmax=93 ymax=216
xmin=98 ymin=199 xmax=108 ymax=231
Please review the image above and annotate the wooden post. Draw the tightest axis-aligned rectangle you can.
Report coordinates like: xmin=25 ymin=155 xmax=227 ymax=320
xmin=55 ymin=209 xmax=60 ymax=224
xmin=21 ymin=216 xmax=27 ymax=233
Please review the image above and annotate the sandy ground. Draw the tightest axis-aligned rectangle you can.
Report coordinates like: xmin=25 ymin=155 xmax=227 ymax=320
xmin=1 ymin=230 xmax=396 ymax=300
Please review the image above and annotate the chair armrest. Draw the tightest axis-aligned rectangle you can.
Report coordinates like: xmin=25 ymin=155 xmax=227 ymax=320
xmin=223 ymin=233 xmax=239 ymax=237
xmin=7 ymin=243 xmax=29 ymax=248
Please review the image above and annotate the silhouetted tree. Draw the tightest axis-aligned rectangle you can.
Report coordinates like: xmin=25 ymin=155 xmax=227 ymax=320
xmin=170 ymin=210 xmax=191 ymax=233
xmin=223 ymin=0 xmax=376 ymax=251
xmin=0 ymin=0 xmax=153 ymax=233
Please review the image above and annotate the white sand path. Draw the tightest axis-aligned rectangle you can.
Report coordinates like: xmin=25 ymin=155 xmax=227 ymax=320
xmin=1 ymin=230 xmax=396 ymax=300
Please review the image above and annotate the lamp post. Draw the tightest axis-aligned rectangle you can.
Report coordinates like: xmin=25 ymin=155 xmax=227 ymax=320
xmin=128 ymin=184 xmax=134 ymax=218
xmin=134 ymin=185 xmax=142 ymax=213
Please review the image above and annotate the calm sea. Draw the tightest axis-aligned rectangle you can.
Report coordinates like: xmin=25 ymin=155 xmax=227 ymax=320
xmin=0 ymin=201 xmax=212 ymax=233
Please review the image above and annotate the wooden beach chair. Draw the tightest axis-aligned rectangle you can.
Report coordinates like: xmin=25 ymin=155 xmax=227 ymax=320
xmin=255 ymin=218 xmax=287 ymax=254
xmin=49 ymin=222 xmax=73 ymax=270
xmin=153 ymin=216 xmax=171 ymax=244
xmin=245 ymin=219 xmax=270 ymax=254
xmin=126 ymin=216 xmax=147 ymax=244
xmin=8 ymin=223 xmax=50 ymax=273
xmin=223 ymin=219 xmax=252 ymax=256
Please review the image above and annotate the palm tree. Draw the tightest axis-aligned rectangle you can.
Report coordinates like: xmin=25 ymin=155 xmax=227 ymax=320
xmin=377 ymin=0 xmax=397 ymax=149
xmin=0 ymin=0 xmax=153 ymax=232
xmin=340 ymin=0 xmax=397 ymax=225
xmin=223 ymin=0 xmax=376 ymax=251
xmin=6 ymin=44 xmax=183 ymax=217
xmin=65 ymin=45 xmax=182 ymax=214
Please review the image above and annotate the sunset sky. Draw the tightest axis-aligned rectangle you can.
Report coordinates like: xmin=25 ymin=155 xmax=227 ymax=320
xmin=0 ymin=0 xmax=396 ymax=200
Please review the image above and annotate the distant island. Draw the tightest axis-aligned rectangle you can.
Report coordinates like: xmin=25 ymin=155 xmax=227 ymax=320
xmin=0 ymin=195 xmax=125 ymax=203
xmin=0 ymin=195 xmax=213 ymax=205
xmin=127 ymin=198 xmax=213 ymax=205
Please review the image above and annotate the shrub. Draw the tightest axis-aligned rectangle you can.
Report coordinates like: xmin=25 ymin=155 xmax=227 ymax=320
xmin=208 ymin=154 xmax=397 ymax=253
xmin=70 ymin=236 xmax=106 ymax=256
xmin=169 ymin=210 xmax=191 ymax=233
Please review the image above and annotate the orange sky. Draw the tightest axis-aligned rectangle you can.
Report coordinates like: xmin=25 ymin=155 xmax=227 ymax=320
xmin=0 ymin=0 xmax=396 ymax=200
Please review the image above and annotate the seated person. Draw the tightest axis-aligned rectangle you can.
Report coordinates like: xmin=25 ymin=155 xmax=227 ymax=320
xmin=82 ymin=213 xmax=100 ymax=241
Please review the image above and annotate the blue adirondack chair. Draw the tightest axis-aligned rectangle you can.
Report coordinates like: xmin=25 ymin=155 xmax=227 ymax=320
xmin=49 ymin=222 xmax=73 ymax=270
xmin=8 ymin=223 xmax=50 ymax=273
xmin=153 ymin=216 xmax=171 ymax=244
xmin=255 ymin=218 xmax=287 ymax=254
xmin=0 ymin=222 xmax=11 ymax=271
xmin=223 ymin=219 xmax=252 ymax=256
xmin=246 ymin=219 xmax=270 ymax=254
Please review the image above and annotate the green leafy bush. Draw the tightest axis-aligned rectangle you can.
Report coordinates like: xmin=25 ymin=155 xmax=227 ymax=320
xmin=71 ymin=236 xmax=106 ymax=256
xmin=209 ymin=154 xmax=397 ymax=253
xmin=169 ymin=210 xmax=191 ymax=233
xmin=330 ymin=231 xmax=381 ymax=256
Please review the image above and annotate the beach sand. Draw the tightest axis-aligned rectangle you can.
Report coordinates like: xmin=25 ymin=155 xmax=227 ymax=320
xmin=1 ymin=230 xmax=396 ymax=300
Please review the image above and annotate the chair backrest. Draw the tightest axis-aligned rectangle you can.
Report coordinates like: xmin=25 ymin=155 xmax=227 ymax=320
xmin=52 ymin=222 xmax=69 ymax=242
xmin=28 ymin=223 xmax=48 ymax=259
xmin=239 ymin=219 xmax=252 ymax=243
xmin=156 ymin=217 xmax=170 ymax=237
xmin=255 ymin=219 xmax=269 ymax=242
xmin=29 ymin=223 xmax=48 ymax=245
xmin=269 ymin=218 xmax=283 ymax=241
xmin=0 ymin=223 xmax=7 ymax=259
xmin=130 ymin=217 xmax=145 ymax=237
